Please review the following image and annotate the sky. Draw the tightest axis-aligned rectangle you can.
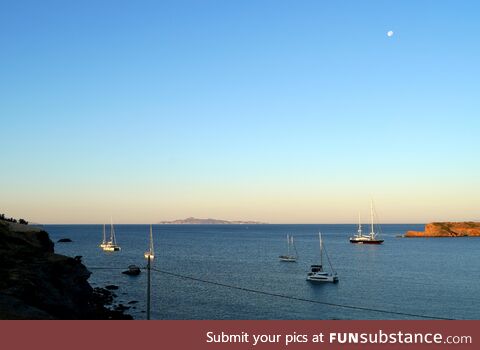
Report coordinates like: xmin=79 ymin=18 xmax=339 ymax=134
xmin=1 ymin=0 xmax=479 ymax=224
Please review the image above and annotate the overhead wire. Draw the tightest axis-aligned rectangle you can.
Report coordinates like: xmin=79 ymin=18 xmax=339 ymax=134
xmin=149 ymin=267 xmax=453 ymax=320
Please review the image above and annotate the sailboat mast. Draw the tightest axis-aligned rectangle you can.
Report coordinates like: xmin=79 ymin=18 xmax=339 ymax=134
xmin=319 ymin=232 xmax=323 ymax=266
xmin=370 ymin=200 xmax=375 ymax=237
xmin=110 ymin=217 xmax=116 ymax=244
xmin=358 ymin=212 xmax=362 ymax=235
xmin=292 ymin=236 xmax=298 ymax=259
xmin=102 ymin=224 xmax=106 ymax=244
xmin=150 ymin=224 xmax=154 ymax=255
xmin=287 ymin=234 xmax=290 ymax=256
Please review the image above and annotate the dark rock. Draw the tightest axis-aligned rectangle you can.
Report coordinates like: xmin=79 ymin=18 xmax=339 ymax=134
xmin=0 ymin=294 xmax=54 ymax=320
xmin=0 ymin=219 xmax=132 ymax=319
xmin=105 ymin=285 xmax=119 ymax=290
xmin=92 ymin=287 xmax=115 ymax=305
xmin=122 ymin=265 xmax=141 ymax=276
xmin=57 ymin=238 xmax=73 ymax=243
xmin=114 ymin=304 xmax=130 ymax=312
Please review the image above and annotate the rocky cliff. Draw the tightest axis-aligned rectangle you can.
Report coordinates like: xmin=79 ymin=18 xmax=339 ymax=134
xmin=0 ymin=220 xmax=131 ymax=319
xmin=405 ymin=222 xmax=480 ymax=237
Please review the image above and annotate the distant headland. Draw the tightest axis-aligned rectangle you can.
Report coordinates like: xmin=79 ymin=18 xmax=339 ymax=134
xmin=406 ymin=222 xmax=480 ymax=237
xmin=158 ymin=217 xmax=266 ymax=225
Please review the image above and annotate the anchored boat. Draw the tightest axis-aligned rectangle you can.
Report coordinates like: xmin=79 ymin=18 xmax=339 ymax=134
xmin=101 ymin=220 xmax=121 ymax=252
xmin=307 ymin=232 xmax=338 ymax=283
xmin=350 ymin=201 xmax=384 ymax=245
xmin=279 ymin=234 xmax=298 ymax=262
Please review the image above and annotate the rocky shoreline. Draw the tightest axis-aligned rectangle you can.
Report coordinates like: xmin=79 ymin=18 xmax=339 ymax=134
xmin=0 ymin=220 xmax=132 ymax=319
xmin=405 ymin=222 xmax=480 ymax=238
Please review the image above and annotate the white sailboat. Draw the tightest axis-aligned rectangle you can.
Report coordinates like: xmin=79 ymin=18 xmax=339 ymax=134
xmin=349 ymin=200 xmax=384 ymax=244
xmin=102 ymin=219 xmax=121 ymax=251
xmin=307 ymin=232 xmax=338 ymax=283
xmin=279 ymin=234 xmax=297 ymax=262
xmin=144 ymin=224 xmax=154 ymax=260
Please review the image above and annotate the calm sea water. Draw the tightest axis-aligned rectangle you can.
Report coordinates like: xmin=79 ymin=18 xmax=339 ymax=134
xmin=45 ymin=224 xmax=480 ymax=320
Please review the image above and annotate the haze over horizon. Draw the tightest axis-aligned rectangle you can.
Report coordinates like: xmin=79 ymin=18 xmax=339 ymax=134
xmin=1 ymin=1 xmax=479 ymax=224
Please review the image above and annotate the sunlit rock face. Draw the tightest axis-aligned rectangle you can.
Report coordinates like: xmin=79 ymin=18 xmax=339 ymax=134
xmin=406 ymin=222 xmax=480 ymax=237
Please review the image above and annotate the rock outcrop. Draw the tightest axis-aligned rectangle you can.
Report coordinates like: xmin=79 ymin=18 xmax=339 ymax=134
xmin=405 ymin=222 xmax=480 ymax=237
xmin=0 ymin=220 xmax=132 ymax=319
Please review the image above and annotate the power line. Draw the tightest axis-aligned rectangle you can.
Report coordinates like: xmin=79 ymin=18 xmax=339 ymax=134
xmin=87 ymin=265 xmax=454 ymax=320
xmin=150 ymin=267 xmax=454 ymax=320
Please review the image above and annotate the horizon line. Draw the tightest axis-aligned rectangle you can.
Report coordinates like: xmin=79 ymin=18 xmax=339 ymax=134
xmin=34 ymin=222 xmax=431 ymax=225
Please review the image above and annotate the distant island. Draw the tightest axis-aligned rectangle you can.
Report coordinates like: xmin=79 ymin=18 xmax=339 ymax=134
xmin=406 ymin=222 xmax=480 ymax=237
xmin=158 ymin=217 xmax=266 ymax=225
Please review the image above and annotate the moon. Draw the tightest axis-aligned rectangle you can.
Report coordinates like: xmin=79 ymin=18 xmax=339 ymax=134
xmin=387 ymin=30 xmax=394 ymax=37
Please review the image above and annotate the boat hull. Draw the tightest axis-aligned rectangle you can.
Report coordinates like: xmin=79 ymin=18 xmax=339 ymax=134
xmin=349 ymin=239 xmax=384 ymax=244
xmin=279 ymin=255 xmax=296 ymax=262
xmin=307 ymin=267 xmax=339 ymax=283
xmin=103 ymin=245 xmax=121 ymax=251
xmin=306 ymin=275 xmax=338 ymax=283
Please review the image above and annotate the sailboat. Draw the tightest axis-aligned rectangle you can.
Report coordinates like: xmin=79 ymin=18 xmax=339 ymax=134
xmin=349 ymin=201 xmax=384 ymax=244
xmin=102 ymin=219 xmax=121 ymax=251
xmin=144 ymin=224 xmax=154 ymax=260
xmin=279 ymin=234 xmax=298 ymax=262
xmin=307 ymin=232 xmax=338 ymax=283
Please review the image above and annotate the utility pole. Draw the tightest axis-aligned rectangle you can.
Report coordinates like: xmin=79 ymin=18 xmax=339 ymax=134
xmin=147 ymin=255 xmax=151 ymax=320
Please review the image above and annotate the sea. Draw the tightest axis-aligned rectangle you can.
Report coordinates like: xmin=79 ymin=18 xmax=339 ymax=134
xmin=45 ymin=224 xmax=480 ymax=320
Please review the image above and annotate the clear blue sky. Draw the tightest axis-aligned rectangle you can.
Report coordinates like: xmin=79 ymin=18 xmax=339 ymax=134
xmin=1 ymin=0 xmax=479 ymax=223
